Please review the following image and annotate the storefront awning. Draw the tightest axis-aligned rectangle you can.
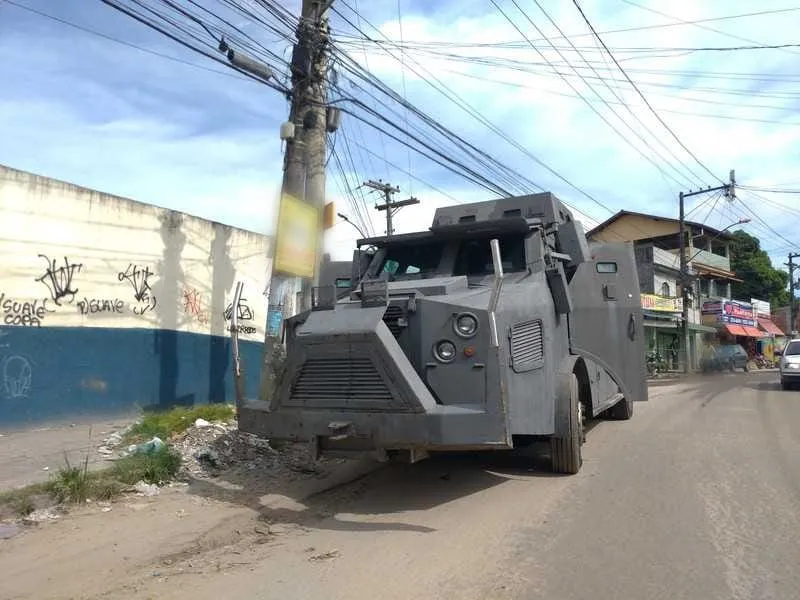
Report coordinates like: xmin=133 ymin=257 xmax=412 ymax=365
xmin=758 ymin=317 xmax=784 ymax=336
xmin=741 ymin=325 xmax=765 ymax=338
xmin=723 ymin=323 xmax=747 ymax=336
xmin=692 ymin=262 xmax=742 ymax=282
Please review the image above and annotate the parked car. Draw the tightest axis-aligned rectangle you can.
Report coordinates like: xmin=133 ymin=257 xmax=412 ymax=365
xmin=700 ymin=344 xmax=749 ymax=373
xmin=777 ymin=339 xmax=800 ymax=390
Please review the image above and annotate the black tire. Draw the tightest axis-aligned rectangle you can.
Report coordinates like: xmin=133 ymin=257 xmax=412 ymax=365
xmin=550 ymin=373 xmax=583 ymax=475
xmin=743 ymin=362 xmax=750 ymax=372
xmin=728 ymin=360 xmax=735 ymax=373
xmin=781 ymin=379 xmax=791 ymax=391
xmin=607 ymin=394 xmax=633 ymax=420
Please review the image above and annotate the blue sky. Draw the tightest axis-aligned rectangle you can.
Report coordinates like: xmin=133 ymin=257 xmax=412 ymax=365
xmin=1 ymin=0 xmax=799 ymax=266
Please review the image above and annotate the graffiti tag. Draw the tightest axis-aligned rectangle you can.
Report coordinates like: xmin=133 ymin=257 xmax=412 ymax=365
xmin=35 ymin=255 xmax=82 ymax=306
xmin=229 ymin=324 xmax=257 ymax=334
xmin=182 ymin=288 xmax=209 ymax=325
xmin=2 ymin=355 xmax=32 ymax=399
xmin=117 ymin=264 xmax=158 ymax=316
xmin=223 ymin=297 xmax=254 ymax=322
xmin=0 ymin=293 xmax=53 ymax=327
xmin=77 ymin=298 xmax=125 ymax=316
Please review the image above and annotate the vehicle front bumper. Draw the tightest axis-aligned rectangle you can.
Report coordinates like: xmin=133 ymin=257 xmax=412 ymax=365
xmin=780 ymin=367 xmax=800 ymax=380
xmin=238 ymin=401 xmax=512 ymax=454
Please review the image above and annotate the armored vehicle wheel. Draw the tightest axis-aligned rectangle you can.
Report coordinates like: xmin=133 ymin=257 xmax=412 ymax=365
xmin=550 ymin=373 xmax=583 ymax=475
xmin=607 ymin=395 xmax=633 ymax=420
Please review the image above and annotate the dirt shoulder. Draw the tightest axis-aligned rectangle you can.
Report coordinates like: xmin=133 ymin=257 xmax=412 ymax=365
xmin=0 ymin=437 xmax=378 ymax=600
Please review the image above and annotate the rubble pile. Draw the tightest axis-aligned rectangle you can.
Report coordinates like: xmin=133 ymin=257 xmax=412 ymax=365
xmin=170 ymin=418 xmax=342 ymax=481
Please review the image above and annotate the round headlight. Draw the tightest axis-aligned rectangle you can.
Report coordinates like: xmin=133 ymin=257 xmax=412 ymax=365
xmin=454 ymin=313 xmax=478 ymax=338
xmin=434 ymin=340 xmax=457 ymax=363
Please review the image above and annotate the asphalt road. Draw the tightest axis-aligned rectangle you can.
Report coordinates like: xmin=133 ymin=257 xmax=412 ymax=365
xmin=6 ymin=371 xmax=798 ymax=600
xmin=108 ymin=370 xmax=795 ymax=600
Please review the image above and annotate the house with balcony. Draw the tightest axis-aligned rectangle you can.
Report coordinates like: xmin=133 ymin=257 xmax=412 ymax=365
xmin=587 ymin=210 xmax=740 ymax=370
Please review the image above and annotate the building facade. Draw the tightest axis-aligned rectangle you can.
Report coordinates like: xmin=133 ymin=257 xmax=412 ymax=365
xmin=0 ymin=164 xmax=274 ymax=427
xmin=587 ymin=210 xmax=765 ymax=370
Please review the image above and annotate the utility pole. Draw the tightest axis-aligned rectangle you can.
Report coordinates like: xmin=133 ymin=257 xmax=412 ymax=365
xmin=259 ymin=0 xmax=333 ymax=402
xmin=678 ymin=169 xmax=736 ymax=373
xmin=787 ymin=253 xmax=800 ymax=336
xmin=364 ymin=179 xmax=419 ymax=236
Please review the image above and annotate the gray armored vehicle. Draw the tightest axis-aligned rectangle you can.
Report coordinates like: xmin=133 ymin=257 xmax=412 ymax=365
xmin=240 ymin=193 xmax=648 ymax=474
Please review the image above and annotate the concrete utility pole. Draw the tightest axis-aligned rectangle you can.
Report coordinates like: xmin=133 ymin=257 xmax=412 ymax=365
xmin=259 ymin=0 xmax=332 ymax=402
xmin=678 ymin=169 xmax=736 ymax=373
xmin=364 ymin=179 xmax=419 ymax=236
xmin=787 ymin=253 xmax=800 ymax=336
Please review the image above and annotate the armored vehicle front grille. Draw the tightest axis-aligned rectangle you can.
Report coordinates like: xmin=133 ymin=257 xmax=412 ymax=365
xmin=509 ymin=319 xmax=544 ymax=373
xmin=382 ymin=305 xmax=404 ymax=337
xmin=289 ymin=357 xmax=395 ymax=407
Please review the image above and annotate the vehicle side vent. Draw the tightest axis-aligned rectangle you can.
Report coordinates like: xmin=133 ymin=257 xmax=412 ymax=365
xmin=382 ymin=305 xmax=404 ymax=337
xmin=288 ymin=357 xmax=396 ymax=409
xmin=509 ymin=319 xmax=544 ymax=373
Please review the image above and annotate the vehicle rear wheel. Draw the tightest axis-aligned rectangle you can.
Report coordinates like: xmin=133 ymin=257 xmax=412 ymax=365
xmin=781 ymin=378 xmax=791 ymax=391
xmin=550 ymin=373 xmax=583 ymax=475
xmin=607 ymin=394 xmax=633 ymax=420
xmin=743 ymin=362 xmax=750 ymax=372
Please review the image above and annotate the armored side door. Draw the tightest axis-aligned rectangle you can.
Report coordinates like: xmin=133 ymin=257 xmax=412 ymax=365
xmin=567 ymin=241 xmax=648 ymax=403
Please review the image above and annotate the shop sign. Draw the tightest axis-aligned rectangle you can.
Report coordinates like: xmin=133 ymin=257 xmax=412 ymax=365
xmin=701 ymin=298 xmax=755 ymax=327
xmin=751 ymin=298 xmax=770 ymax=317
xmin=641 ymin=293 xmax=682 ymax=312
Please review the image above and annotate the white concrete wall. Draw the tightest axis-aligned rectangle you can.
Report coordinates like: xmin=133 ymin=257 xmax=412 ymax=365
xmin=0 ymin=164 xmax=271 ymax=341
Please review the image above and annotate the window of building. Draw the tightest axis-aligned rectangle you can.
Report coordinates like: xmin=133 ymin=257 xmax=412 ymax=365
xmin=661 ymin=281 xmax=671 ymax=297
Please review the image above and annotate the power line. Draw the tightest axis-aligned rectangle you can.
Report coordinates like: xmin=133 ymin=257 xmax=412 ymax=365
xmin=333 ymin=6 xmax=800 ymax=49
xmin=2 ymin=0 xmax=255 ymax=81
xmin=571 ymin=0 xmax=722 ymax=185
xmin=333 ymin=1 xmax=622 ymax=217
xmin=621 ymin=0 xmax=800 ymax=57
xmin=529 ymin=0 xmax=706 ymax=187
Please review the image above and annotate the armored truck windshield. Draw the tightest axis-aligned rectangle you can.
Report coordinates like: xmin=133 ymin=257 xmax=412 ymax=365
xmin=376 ymin=232 xmax=528 ymax=282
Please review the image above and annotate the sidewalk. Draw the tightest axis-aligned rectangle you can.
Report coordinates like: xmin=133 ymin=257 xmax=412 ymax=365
xmin=0 ymin=417 xmax=134 ymax=491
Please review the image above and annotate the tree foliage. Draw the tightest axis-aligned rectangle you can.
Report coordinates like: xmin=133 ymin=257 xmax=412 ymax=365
xmin=728 ymin=230 xmax=789 ymax=307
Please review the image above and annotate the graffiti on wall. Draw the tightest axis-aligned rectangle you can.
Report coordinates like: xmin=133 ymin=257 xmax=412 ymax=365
xmin=77 ymin=298 xmax=125 ymax=315
xmin=182 ymin=287 xmax=209 ymax=325
xmin=224 ymin=293 xmax=256 ymax=334
xmin=35 ymin=255 xmax=82 ymax=306
xmin=0 ymin=293 xmax=54 ymax=327
xmin=118 ymin=263 xmax=158 ymax=315
xmin=2 ymin=355 xmax=32 ymax=398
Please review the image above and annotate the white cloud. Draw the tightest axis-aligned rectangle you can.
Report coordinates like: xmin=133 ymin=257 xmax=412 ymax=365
xmin=1 ymin=0 xmax=799 ymax=271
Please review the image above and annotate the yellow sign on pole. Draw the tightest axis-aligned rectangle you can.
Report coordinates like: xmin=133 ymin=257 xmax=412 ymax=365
xmin=273 ymin=194 xmax=319 ymax=279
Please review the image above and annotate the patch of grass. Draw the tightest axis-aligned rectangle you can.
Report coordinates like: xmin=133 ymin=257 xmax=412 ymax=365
xmin=47 ymin=452 xmax=93 ymax=504
xmin=111 ymin=446 xmax=182 ymax=485
xmin=0 ymin=483 xmax=48 ymax=517
xmin=1 ymin=447 xmax=183 ymax=514
xmin=124 ymin=404 xmax=235 ymax=444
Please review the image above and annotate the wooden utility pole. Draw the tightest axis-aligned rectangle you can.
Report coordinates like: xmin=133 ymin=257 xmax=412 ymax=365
xmin=259 ymin=0 xmax=332 ymax=402
xmin=678 ymin=169 xmax=736 ymax=373
xmin=364 ymin=179 xmax=418 ymax=236
xmin=787 ymin=253 xmax=800 ymax=336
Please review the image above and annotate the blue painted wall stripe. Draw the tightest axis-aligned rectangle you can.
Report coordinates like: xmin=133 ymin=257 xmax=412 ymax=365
xmin=0 ymin=325 xmax=263 ymax=426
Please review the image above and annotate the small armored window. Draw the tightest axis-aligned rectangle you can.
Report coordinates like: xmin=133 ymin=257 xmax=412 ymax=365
xmin=383 ymin=259 xmax=400 ymax=274
xmin=459 ymin=215 xmax=476 ymax=223
xmin=405 ymin=265 xmax=421 ymax=274
xmin=334 ymin=278 xmax=351 ymax=288
xmin=503 ymin=209 xmax=521 ymax=218
xmin=596 ymin=261 xmax=617 ymax=274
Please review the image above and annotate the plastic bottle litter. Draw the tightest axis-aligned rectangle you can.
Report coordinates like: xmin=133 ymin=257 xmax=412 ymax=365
xmin=132 ymin=437 xmax=165 ymax=455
